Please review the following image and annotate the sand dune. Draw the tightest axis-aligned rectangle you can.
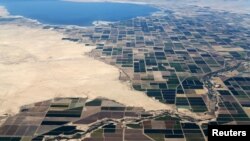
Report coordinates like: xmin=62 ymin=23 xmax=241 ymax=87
xmin=0 ymin=25 xmax=169 ymax=116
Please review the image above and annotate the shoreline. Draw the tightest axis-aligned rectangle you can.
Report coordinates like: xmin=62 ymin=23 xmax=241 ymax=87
xmin=0 ymin=0 xmax=227 ymax=123
xmin=65 ymin=0 xmax=250 ymax=14
xmin=0 ymin=2 xmax=160 ymax=28
xmin=0 ymin=1 xmax=168 ymax=117
xmin=63 ymin=0 xmax=148 ymax=5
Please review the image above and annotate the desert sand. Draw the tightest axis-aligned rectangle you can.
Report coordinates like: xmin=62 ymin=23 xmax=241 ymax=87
xmin=0 ymin=24 xmax=169 ymax=116
xmin=0 ymin=6 xmax=9 ymax=17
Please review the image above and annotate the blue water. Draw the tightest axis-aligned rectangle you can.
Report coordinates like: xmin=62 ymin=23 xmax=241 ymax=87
xmin=0 ymin=0 xmax=158 ymax=26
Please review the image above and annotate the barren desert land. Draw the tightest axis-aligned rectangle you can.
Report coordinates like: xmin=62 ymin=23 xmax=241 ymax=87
xmin=0 ymin=25 xmax=168 ymax=116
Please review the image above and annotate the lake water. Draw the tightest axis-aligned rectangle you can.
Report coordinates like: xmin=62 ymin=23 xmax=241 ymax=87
xmin=0 ymin=0 xmax=158 ymax=26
